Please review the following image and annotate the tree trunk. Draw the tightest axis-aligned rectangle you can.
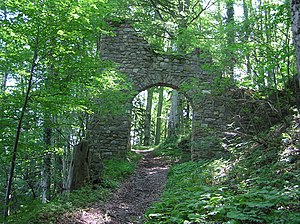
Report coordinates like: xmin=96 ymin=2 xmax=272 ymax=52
xmin=2 ymin=74 xmax=8 ymax=92
xmin=226 ymin=0 xmax=235 ymax=79
xmin=68 ymin=140 xmax=90 ymax=191
xmin=62 ymin=144 xmax=71 ymax=192
xmin=290 ymin=0 xmax=300 ymax=109
xmin=144 ymin=88 xmax=154 ymax=146
xmin=243 ymin=0 xmax=251 ymax=77
xmin=1 ymin=73 xmax=8 ymax=216
xmin=178 ymin=93 xmax=184 ymax=132
xmin=4 ymin=37 xmax=38 ymax=217
xmin=1 ymin=8 xmax=8 ymax=93
xmin=155 ymin=87 xmax=164 ymax=145
xmin=52 ymin=154 xmax=62 ymax=195
xmin=41 ymin=126 xmax=52 ymax=203
xmin=168 ymin=89 xmax=179 ymax=138
xmin=184 ymin=102 xmax=191 ymax=133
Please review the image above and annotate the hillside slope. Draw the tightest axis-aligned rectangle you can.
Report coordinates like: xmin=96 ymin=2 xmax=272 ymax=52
xmin=145 ymin=111 xmax=300 ymax=223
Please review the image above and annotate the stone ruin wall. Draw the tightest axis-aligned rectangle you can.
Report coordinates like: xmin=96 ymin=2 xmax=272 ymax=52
xmin=87 ymin=22 xmax=231 ymax=164
xmin=100 ymin=23 xmax=209 ymax=91
xmin=69 ymin=21 xmax=285 ymax=188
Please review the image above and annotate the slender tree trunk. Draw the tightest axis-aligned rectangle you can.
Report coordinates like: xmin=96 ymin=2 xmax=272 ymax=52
xmin=178 ymin=93 xmax=184 ymax=132
xmin=1 ymin=74 xmax=8 ymax=216
xmin=2 ymin=74 xmax=8 ymax=92
xmin=41 ymin=126 xmax=52 ymax=203
xmin=185 ymin=102 xmax=191 ymax=134
xmin=243 ymin=0 xmax=251 ymax=77
xmin=53 ymin=154 xmax=63 ymax=195
xmin=62 ymin=144 xmax=71 ymax=192
xmin=41 ymin=58 xmax=56 ymax=202
xmin=290 ymin=0 xmax=300 ymax=109
xmin=284 ymin=21 xmax=291 ymax=86
xmin=4 ymin=35 xmax=38 ymax=217
xmin=226 ymin=0 xmax=235 ymax=79
xmin=1 ymin=8 xmax=8 ymax=93
xmin=155 ymin=87 xmax=164 ymax=145
xmin=168 ymin=89 xmax=179 ymax=138
xmin=264 ymin=3 xmax=274 ymax=88
xmin=144 ymin=88 xmax=154 ymax=146
xmin=164 ymin=111 xmax=168 ymax=139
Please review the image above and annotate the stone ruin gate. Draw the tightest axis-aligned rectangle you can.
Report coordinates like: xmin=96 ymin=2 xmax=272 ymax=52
xmin=67 ymin=21 xmax=283 ymax=189
xmin=86 ymin=21 xmax=229 ymax=169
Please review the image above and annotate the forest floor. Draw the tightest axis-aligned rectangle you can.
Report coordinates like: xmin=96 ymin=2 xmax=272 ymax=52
xmin=60 ymin=150 xmax=169 ymax=224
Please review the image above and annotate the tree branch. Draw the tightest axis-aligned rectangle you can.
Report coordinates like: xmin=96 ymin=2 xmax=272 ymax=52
xmin=188 ymin=0 xmax=216 ymax=25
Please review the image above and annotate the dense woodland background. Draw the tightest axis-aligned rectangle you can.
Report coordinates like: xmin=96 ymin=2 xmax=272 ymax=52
xmin=1 ymin=0 xmax=300 ymax=223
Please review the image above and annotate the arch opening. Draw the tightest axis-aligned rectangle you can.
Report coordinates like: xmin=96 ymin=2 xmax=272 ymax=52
xmin=130 ymin=85 xmax=193 ymax=151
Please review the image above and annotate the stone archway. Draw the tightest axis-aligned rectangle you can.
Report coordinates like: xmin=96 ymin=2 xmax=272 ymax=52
xmin=130 ymin=84 xmax=193 ymax=147
xmin=88 ymin=21 xmax=228 ymax=177
xmin=99 ymin=22 xmax=211 ymax=94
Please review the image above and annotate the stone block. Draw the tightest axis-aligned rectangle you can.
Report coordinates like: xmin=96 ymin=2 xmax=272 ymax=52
xmin=124 ymin=28 xmax=134 ymax=32
xmin=102 ymin=151 xmax=113 ymax=157
xmin=159 ymin=62 xmax=168 ymax=69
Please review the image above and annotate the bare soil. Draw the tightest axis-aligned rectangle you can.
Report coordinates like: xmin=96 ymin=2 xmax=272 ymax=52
xmin=61 ymin=150 xmax=169 ymax=224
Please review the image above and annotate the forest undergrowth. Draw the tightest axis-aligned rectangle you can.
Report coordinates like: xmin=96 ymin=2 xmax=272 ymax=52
xmin=145 ymin=110 xmax=300 ymax=224
xmin=3 ymin=152 xmax=142 ymax=224
xmin=4 ymin=112 xmax=300 ymax=224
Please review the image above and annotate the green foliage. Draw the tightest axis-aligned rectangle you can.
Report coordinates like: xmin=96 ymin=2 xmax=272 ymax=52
xmin=1 ymin=0 xmax=298 ymax=220
xmin=4 ymin=185 xmax=110 ymax=224
xmin=0 ymin=0 xmax=134 ymax=217
xmin=3 ymin=150 xmax=141 ymax=223
xmin=131 ymin=86 xmax=190 ymax=146
xmin=153 ymin=135 xmax=191 ymax=164
xmin=125 ymin=0 xmax=296 ymax=106
xmin=145 ymin=114 xmax=300 ymax=224
xmin=101 ymin=151 xmax=142 ymax=188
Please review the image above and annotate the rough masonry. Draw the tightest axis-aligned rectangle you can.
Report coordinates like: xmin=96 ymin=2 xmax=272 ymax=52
xmin=87 ymin=20 xmax=230 ymax=177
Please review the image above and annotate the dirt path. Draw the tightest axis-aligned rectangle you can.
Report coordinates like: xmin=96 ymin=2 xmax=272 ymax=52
xmin=104 ymin=150 xmax=169 ymax=223
xmin=63 ymin=150 xmax=169 ymax=224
